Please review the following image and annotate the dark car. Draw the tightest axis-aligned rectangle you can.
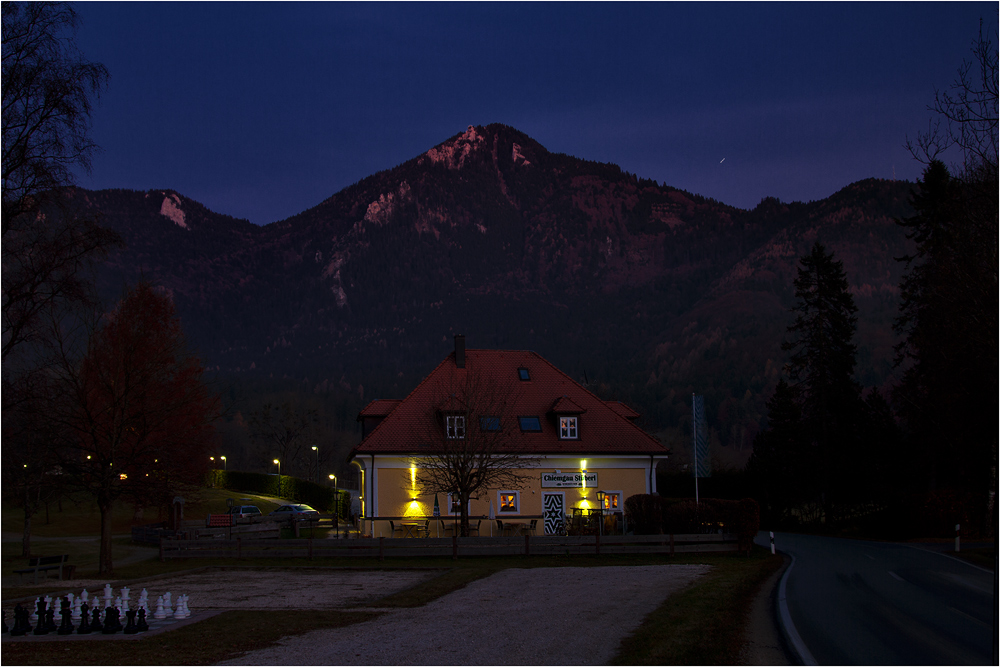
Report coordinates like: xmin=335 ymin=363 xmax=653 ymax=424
xmin=268 ymin=504 xmax=320 ymax=521
xmin=227 ymin=505 xmax=262 ymax=523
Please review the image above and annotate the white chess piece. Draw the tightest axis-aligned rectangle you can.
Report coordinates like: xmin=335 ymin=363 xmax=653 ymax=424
xmin=121 ymin=586 xmax=130 ymax=601
xmin=153 ymin=596 xmax=166 ymax=620
xmin=173 ymin=596 xmax=184 ymax=619
xmin=182 ymin=595 xmax=191 ymax=618
xmin=80 ymin=589 xmax=89 ymax=603
xmin=71 ymin=597 xmax=82 ymax=621
xmin=163 ymin=592 xmax=172 ymax=613
xmin=139 ymin=588 xmax=148 ymax=604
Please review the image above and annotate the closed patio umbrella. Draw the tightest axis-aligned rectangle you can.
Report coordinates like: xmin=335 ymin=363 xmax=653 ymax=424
xmin=433 ymin=495 xmax=440 ymax=537
xmin=488 ymin=498 xmax=495 ymax=536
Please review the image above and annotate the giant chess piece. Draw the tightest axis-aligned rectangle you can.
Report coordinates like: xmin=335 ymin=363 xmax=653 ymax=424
xmin=102 ymin=607 xmax=118 ymax=634
xmin=57 ymin=598 xmax=75 ymax=635
xmin=123 ymin=609 xmax=138 ymax=635
xmin=32 ymin=598 xmax=48 ymax=635
xmin=91 ymin=606 xmax=102 ymax=630
xmin=163 ymin=592 xmax=172 ymax=616
xmin=71 ymin=595 xmax=82 ymax=622
xmin=80 ymin=588 xmax=90 ymax=605
xmin=136 ymin=607 xmax=149 ymax=632
xmin=28 ymin=598 xmax=38 ymax=627
xmin=2 ymin=608 xmax=7 ymax=633
xmin=45 ymin=605 xmax=57 ymax=632
xmin=77 ymin=602 xmax=92 ymax=634
xmin=153 ymin=596 xmax=166 ymax=619
xmin=11 ymin=604 xmax=29 ymax=636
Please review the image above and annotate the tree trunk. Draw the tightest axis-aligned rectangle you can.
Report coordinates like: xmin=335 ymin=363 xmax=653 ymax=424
xmin=98 ymin=499 xmax=115 ymax=576
xmin=21 ymin=509 xmax=32 ymax=558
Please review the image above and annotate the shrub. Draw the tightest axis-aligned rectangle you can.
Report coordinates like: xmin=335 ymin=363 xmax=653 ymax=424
xmin=207 ymin=470 xmax=350 ymax=516
xmin=624 ymin=494 xmax=667 ymax=534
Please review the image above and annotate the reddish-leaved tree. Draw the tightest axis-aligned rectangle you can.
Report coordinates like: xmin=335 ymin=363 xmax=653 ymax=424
xmin=55 ymin=281 xmax=219 ymax=574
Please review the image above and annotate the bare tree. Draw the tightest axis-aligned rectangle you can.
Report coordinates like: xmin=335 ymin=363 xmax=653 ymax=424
xmin=248 ymin=402 xmax=318 ymax=480
xmin=412 ymin=370 xmax=538 ymax=537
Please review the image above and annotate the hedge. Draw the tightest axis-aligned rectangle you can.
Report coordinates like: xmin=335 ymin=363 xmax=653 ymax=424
xmin=624 ymin=494 xmax=760 ymax=552
xmin=207 ymin=469 xmax=351 ymax=519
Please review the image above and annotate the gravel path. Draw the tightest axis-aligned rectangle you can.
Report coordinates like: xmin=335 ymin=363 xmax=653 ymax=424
xmin=220 ymin=564 xmax=710 ymax=666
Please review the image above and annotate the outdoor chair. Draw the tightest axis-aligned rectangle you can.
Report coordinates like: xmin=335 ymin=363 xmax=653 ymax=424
xmin=526 ymin=519 xmax=537 ymax=535
xmin=388 ymin=520 xmax=403 ymax=538
xmin=468 ymin=519 xmax=481 ymax=537
xmin=495 ymin=519 xmax=504 ymax=536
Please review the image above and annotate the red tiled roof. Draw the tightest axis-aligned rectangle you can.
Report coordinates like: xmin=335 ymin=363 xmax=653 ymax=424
xmin=353 ymin=350 xmax=668 ymax=455
xmin=357 ymin=399 xmax=402 ymax=419
xmin=551 ymin=396 xmax=586 ymax=414
xmin=604 ymin=401 xmax=640 ymax=420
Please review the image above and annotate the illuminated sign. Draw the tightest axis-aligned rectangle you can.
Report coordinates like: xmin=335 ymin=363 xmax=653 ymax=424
xmin=541 ymin=472 xmax=597 ymax=488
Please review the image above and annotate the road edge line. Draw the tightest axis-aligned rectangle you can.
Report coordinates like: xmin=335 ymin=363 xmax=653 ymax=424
xmin=903 ymin=544 xmax=995 ymax=575
xmin=776 ymin=553 xmax=817 ymax=666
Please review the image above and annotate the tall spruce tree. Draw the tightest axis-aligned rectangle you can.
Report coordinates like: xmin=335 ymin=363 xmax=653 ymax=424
xmin=782 ymin=242 xmax=863 ymax=518
xmin=894 ymin=160 xmax=997 ymax=534
xmin=746 ymin=379 xmax=807 ymax=524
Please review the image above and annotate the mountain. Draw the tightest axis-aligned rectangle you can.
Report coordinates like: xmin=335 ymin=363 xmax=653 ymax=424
xmin=62 ymin=123 xmax=915 ymax=465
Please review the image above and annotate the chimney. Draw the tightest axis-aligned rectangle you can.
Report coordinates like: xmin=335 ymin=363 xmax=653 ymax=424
xmin=454 ymin=334 xmax=466 ymax=368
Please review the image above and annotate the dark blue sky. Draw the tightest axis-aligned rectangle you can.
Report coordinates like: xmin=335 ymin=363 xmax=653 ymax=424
xmin=72 ymin=2 xmax=996 ymax=225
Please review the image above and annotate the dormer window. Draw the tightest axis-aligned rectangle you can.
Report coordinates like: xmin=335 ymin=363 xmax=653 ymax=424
xmin=480 ymin=416 xmax=501 ymax=432
xmin=559 ymin=416 xmax=578 ymax=439
xmin=446 ymin=415 xmax=466 ymax=439
xmin=518 ymin=416 xmax=542 ymax=432
xmin=518 ymin=368 xmax=530 ymax=381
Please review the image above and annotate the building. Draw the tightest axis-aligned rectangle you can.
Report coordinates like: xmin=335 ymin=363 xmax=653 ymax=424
xmin=350 ymin=335 xmax=669 ymax=537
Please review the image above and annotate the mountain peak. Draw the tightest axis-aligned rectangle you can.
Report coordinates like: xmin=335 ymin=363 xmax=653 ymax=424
xmin=419 ymin=125 xmax=487 ymax=170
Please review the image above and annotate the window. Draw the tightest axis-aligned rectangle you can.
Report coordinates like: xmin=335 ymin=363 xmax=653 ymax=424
xmin=446 ymin=493 xmax=470 ymax=515
xmin=498 ymin=491 xmax=520 ymax=513
xmin=518 ymin=368 xmax=531 ymax=381
xmin=601 ymin=491 xmax=622 ymax=512
xmin=518 ymin=416 xmax=542 ymax=432
xmin=480 ymin=416 xmax=501 ymax=431
xmin=446 ymin=415 xmax=466 ymax=439
xmin=559 ymin=416 xmax=578 ymax=439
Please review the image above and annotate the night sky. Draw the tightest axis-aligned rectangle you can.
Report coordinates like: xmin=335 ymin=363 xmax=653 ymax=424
xmin=71 ymin=2 xmax=996 ymax=226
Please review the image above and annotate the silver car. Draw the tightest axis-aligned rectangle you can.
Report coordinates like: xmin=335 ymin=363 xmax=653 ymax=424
xmin=268 ymin=504 xmax=320 ymax=521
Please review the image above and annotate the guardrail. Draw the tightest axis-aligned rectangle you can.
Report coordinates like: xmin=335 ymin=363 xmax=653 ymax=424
xmin=159 ymin=532 xmax=739 ymax=561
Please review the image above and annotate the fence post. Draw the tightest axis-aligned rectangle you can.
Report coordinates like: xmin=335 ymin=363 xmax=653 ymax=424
xmin=524 ymin=534 xmax=530 ymax=557
xmin=378 ymin=536 xmax=384 ymax=562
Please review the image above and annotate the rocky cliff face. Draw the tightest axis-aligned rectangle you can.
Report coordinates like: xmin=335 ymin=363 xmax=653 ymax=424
xmin=66 ymin=123 xmax=915 ymax=456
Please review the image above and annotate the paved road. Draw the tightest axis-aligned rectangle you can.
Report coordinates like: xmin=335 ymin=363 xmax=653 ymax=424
xmin=756 ymin=531 xmax=995 ymax=665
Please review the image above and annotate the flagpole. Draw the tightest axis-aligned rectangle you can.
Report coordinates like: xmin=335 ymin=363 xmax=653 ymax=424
xmin=693 ymin=392 xmax=699 ymax=505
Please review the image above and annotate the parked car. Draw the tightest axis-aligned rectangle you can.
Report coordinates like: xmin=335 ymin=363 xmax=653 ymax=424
xmin=268 ymin=504 xmax=320 ymax=521
xmin=227 ymin=505 xmax=262 ymax=523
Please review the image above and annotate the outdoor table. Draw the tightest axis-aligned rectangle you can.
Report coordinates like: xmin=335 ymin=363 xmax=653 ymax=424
xmin=399 ymin=522 xmax=422 ymax=538
xmin=503 ymin=522 xmax=525 ymax=536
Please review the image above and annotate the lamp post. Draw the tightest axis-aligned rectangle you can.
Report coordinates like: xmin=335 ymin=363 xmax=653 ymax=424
xmin=273 ymin=458 xmax=281 ymax=496
xmin=596 ymin=491 xmax=605 ymax=536
xmin=221 ymin=455 xmax=227 ymax=471
xmin=311 ymin=446 xmax=318 ymax=483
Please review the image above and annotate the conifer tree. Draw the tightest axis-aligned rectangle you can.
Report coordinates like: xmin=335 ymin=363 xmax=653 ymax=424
xmin=746 ymin=379 xmax=806 ymax=523
xmin=782 ymin=242 xmax=863 ymax=517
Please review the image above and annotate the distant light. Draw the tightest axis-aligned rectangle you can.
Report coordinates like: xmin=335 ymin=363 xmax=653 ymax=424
xmin=119 ymin=473 xmax=127 ymax=480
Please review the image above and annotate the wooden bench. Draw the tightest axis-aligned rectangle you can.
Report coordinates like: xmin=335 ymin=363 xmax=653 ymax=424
xmin=14 ymin=555 xmax=71 ymax=584
xmin=206 ymin=513 xmax=234 ymax=528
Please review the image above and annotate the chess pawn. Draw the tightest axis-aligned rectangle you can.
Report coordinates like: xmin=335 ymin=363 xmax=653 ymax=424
xmin=153 ymin=596 xmax=166 ymax=620
xmin=163 ymin=592 xmax=172 ymax=613
xmin=58 ymin=599 xmax=74 ymax=635
xmin=123 ymin=609 xmax=138 ymax=634
xmin=11 ymin=604 xmax=28 ymax=636
xmin=180 ymin=595 xmax=190 ymax=618
xmin=91 ymin=605 xmax=102 ymax=630
xmin=80 ymin=589 xmax=89 ymax=604
xmin=136 ymin=607 xmax=149 ymax=632
xmin=173 ymin=596 xmax=185 ymax=619
xmin=77 ymin=602 xmax=91 ymax=634
xmin=72 ymin=596 xmax=82 ymax=621
xmin=46 ymin=605 xmax=57 ymax=632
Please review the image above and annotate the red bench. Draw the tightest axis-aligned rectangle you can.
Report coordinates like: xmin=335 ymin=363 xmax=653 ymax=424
xmin=206 ymin=513 xmax=233 ymax=527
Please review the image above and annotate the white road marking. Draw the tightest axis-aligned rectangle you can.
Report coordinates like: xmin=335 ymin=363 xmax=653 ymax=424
xmin=888 ymin=570 xmax=905 ymax=582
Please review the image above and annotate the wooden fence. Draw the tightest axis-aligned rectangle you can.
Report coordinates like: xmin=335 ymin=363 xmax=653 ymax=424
xmin=159 ymin=533 xmax=740 ymax=561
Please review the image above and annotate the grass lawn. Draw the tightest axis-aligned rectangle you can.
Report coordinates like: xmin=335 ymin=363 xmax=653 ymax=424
xmin=1 ymin=548 xmax=782 ymax=665
xmin=951 ymin=546 xmax=995 ymax=571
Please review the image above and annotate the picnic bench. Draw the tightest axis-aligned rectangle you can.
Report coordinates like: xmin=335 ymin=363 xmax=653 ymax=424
xmin=14 ymin=554 xmax=72 ymax=584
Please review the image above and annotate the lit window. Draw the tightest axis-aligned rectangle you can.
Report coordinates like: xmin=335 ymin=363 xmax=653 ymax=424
xmin=518 ymin=368 xmax=530 ymax=381
xmin=446 ymin=415 xmax=466 ymax=439
xmin=559 ymin=416 xmax=578 ymax=439
xmin=480 ymin=416 xmax=501 ymax=431
xmin=602 ymin=492 xmax=621 ymax=512
xmin=499 ymin=491 xmax=520 ymax=513
xmin=518 ymin=416 xmax=541 ymax=432
xmin=446 ymin=493 xmax=470 ymax=515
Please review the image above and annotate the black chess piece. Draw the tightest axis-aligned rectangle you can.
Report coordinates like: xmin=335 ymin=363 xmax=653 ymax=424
xmin=57 ymin=598 xmax=74 ymax=635
xmin=78 ymin=602 xmax=92 ymax=634
xmin=91 ymin=605 xmax=102 ymax=630
xmin=3 ymin=608 xmax=7 ymax=633
xmin=123 ymin=609 xmax=138 ymax=634
xmin=114 ymin=607 xmax=123 ymax=631
xmin=45 ymin=605 xmax=57 ymax=632
xmin=32 ymin=598 xmax=48 ymax=635
xmin=136 ymin=607 xmax=149 ymax=632
xmin=10 ymin=604 xmax=28 ymax=636
xmin=102 ymin=607 xmax=118 ymax=634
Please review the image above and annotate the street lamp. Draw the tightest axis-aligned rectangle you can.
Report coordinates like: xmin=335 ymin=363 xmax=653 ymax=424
xmin=312 ymin=446 xmax=318 ymax=483
xmin=273 ymin=459 xmax=281 ymax=497
xmin=220 ymin=455 xmax=227 ymax=471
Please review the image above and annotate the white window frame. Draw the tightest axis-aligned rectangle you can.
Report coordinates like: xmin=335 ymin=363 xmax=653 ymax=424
xmin=601 ymin=490 xmax=623 ymax=513
xmin=497 ymin=490 xmax=520 ymax=514
xmin=446 ymin=415 xmax=466 ymax=439
xmin=559 ymin=416 xmax=579 ymax=439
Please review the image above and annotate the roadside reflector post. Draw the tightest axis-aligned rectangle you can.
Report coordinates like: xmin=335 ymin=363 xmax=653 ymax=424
xmin=770 ymin=531 xmax=775 ymax=555
xmin=955 ymin=523 xmax=960 ymax=553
